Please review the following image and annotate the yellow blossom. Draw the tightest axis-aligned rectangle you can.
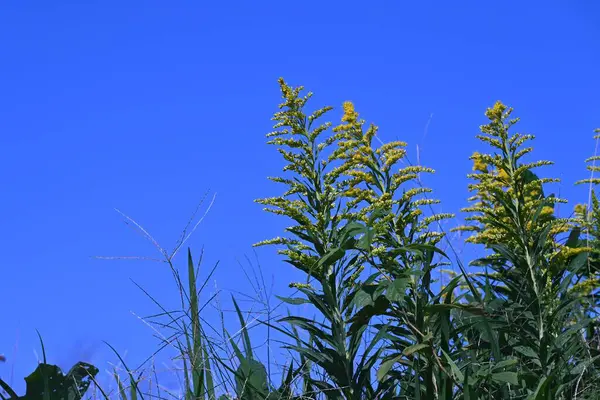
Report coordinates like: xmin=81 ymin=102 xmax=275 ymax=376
xmin=540 ymin=206 xmax=554 ymax=217
xmin=486 ymin=100 xmax=507 ymax=121
xmin=472 ymin=152 xmax=488 ymax=173
xmin=497 ymin=168 xmax=509 ymax=182
xmin=341 ymin=101 xmax=358 ymax=123
xmin=574 ymin=203 xmax=588 ymax=217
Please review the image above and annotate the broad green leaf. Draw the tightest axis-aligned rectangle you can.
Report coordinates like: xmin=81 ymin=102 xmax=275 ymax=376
xmin=386 ymin=278 xmax=409 ymax=302
xmin=314 ymin=247 xmax=345 ymax=273
xmin=527 ymin=376 xmax=552 ymax=400
xmin=353 ymin=288 xmax=375 ymax=308
xmin=513 ymin=346 xmax=539 ymax=359
xmin=403 ymin=343 xmax=429 ymax=356
xmin=377 ymin=355 xmax=402 ymax=381
xmin=491 ymin=371 xmax=518 ymax=386
xmin=493 ymin=358 xmax=518 ymax=371
xmin=441 ymin=350 xmax=464 ymax=382
xmin=235 ymin=359 xmax=269 ymax=399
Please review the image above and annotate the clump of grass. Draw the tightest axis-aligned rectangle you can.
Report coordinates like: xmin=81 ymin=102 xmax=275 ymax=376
xmin=96 ymin=195 xmax=303 ymax=399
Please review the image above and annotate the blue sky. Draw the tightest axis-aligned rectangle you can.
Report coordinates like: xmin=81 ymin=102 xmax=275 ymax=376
xmin=1 ymin=0 xmax=599 ymax=395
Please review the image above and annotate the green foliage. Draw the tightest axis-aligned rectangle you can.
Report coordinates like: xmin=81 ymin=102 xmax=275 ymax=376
xmin=12 ymin=80 xmax=599 ymax=399
xmin=0 ymin=336 xmax=98 ymax=400
xmin=21 ymin=363 xmax=98 ymax=400
xmin=104 ymin=242 xmax=304 ymax=400
xmin=255 ymin=80 xmax=600 ymax=399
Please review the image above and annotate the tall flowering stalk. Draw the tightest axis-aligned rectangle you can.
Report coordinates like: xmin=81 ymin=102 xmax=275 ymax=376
xmin=329 ymin=101 xmax=458 ymax=398
xmin=256 ymin=79 xmax=454 ymax=398
xmin=330 ymin=101 xmax=452 ymax=253
xmin=255 ymin=79 xmax=387 ymax=398
xmin=573 ymin=128 xmax=600 ymax=294
xmin=255 ymin=79 xmax=339 ymax=281
xmin=453 ymin=102 xmax=597 ymax=397
xmin=456 ymin=101 xmax=568 ymax=249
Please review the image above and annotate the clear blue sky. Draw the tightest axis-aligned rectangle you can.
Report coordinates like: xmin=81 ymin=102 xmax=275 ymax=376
xmin=1 ymin=0 xmax=599 ymax=395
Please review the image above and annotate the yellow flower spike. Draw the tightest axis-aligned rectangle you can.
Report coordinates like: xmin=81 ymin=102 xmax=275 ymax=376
xmin=529 ymin=188 xmax=541 ymax=199
xmin=471 ymin=152 xmax=488 ymax=173
xmin=540 ymin=206 xmax=554 ymax=217
xmin=485 ymin=100 xmax=508 ymax=121
xmin=456 ymin=101 xmax=566 ymax=251
xmin=341 ymin=101 xmax=359 ymax=123
xmin=289 ymin=282 xmax=314 ymax=290
xmin=574 ymin=203 xmax=588 ymax=217
xmin=497 ymin=168 xmax=509 ymax=182
xmin=364 ymin=124 xmax=378 ymax=144
xmin=571 ymin=277 xmax=599 ymax=296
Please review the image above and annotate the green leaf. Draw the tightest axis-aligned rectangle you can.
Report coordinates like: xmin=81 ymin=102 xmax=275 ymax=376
xmin=491 ymin=371 xmax=518 ymax=386
xmin=0 ymin=378 xmax=19 ymax=399
xmin=63 ymin=362 xmax=99 ymax=400
xmin=353 ymin=287 xmax=375 ymax=308
xmin=104 ymin=342 xmax=144 ymax=400
xmin=186 ymin=249 xmax=205 ymax=400
xmin=21 ymin=362 xmax=98 ymax=400
xmin=377 ymin=355 xmax=402 ymax=381
xmin=357 ymin=228 xmax=375 ymax=251
xmin=232 ymin=296 xmax=254 ymax=360
xmin=235 ymin=359 xmax=270 ymax=399
xmin=403 ymin=343 xmax=429 ymax=356
xmin=565 ymin=227 xmax=581 ymax=248
xmin=513 ymin=346 xmax=538 ymax=359
xmin=276 ymin=296 xmax=311 ymax=305
xmin=527 ymin=376 xmax=552 ymax=400
xmin=441 ymin=350 xmax=464 ymax=382
xmin=492 ymin=358 xmax=518 ymax=371
xmin=339 ymin=221 xmax=367 ymax=248
xmin=313 ymin=247 xmax=345 ymax=274
xmin=202 ymin=339 xmax=215 ymax=400
xmin=386 ymin=278 xmax=409 ymax=302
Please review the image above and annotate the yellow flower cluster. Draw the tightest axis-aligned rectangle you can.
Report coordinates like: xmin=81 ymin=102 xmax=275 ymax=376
xmin=341 ymin=101 xmax=359 ymax=123
xmin=471 ymin=152 xmax=488 ymax=173
xmin=455 ymin=101 xmax=566 ymax=251
xmin=257 ymin=79 xmax=453 ymax=282
xmin=328 ymin=100 xmax=451 ymax=244
xmin=571 ymin=277 xmax=599 ymax=295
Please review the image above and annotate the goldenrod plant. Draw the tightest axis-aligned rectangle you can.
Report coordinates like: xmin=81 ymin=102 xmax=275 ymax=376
xmin=255 ymin=78 xmax=390 ymax=398
xmin=256 ymin=81 xmax=599 ymax=399
xmin=446 ymin=103 xmax=599 ymax=398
